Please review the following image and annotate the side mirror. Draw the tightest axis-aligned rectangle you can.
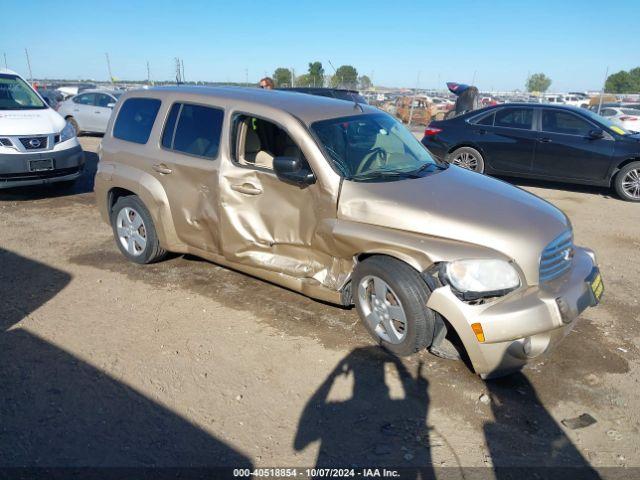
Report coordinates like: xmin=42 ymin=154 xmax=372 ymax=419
xmin=588 ymin=129 xmax=605 ymax=139
xmin=273 ymin=156 xmax=316 ymax=186
xmin=107 ymin=102 xmax=116 ymax=109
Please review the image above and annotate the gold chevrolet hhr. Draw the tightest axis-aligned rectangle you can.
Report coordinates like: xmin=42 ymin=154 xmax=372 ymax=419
xmin=95 ymin=87 xmax=603 ymax=378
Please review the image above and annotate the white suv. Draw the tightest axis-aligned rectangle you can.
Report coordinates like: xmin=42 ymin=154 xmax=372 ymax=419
xmin=0 ymin=69 xmax=84 ymax=189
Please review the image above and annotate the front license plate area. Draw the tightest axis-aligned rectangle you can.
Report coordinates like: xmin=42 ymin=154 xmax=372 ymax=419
xmin=29 ymin=159 xmax=54 ymax=172
xmin=586 ymin=268 xmax=604 ymax=305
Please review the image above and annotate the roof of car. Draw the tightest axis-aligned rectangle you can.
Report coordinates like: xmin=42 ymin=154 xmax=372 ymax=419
xmin=139 ymin=85 xmax=378 ymax=124
xmin=481 ymin=102 xmax=590 ymax=113
xmin=77 ymin=89 xmax=123 ymax=96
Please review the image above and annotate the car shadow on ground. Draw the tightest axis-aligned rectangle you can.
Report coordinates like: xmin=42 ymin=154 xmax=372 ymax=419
xmin=295 ymin=347 xmax=601 ymax=478
xmin=0 ymin=148 xmax=98 ymax=202
xmin=0 ymin=248 xmax=253 ymax=471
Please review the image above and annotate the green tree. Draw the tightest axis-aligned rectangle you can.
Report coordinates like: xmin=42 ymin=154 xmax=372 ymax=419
xmin=331 ymin=65 xmax=359 ymax=89
xmin=295 ymin=73 xmax=312 ymax=87
xmin=605 ymin=68 xmax=640 ymax=93
xmin=526 ymin=73 xmax=552 ymax=93
xmin=308 ymin=62 xmax=325 ymax=87
xmin=358 ymin=75 xmax=372 ymax=90
xmin=273 ymin=67 xmax=292 ymax=87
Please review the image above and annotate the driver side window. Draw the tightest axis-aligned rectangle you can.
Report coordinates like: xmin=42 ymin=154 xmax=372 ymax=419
xmin=232 ymin=115 xmax=306 ymax=171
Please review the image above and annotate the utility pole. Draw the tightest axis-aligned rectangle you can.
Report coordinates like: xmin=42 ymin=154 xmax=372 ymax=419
xmin=408 ymin=71 xmax=420 ymax=128
xmin=181 ymin=59 xmax=185 ymax=83
xmin=291 ymin=67 xmax=295 ymax=87
xmin=175 ymin=58 xmax=182 ymax=84
xmin=105 ymin=53 xmax=114 ymax=84
xmin=24 ymin=49 xmax=33 ymax=83
xmin=146 ymin=61 xmax=151 ymax=84
xmin=3 ymin=53 xmax=7 ymax=70
xmin=471 ymin=70 xmax=477 ymax=86
xmin=597 ymin=66 xmax=609 ymax=115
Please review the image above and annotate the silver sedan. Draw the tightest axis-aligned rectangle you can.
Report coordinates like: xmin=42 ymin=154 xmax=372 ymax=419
xmin=57 ymin=90 xmax=122 ymax=134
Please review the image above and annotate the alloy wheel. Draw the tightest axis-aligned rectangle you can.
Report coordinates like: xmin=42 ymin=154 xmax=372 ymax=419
xmin=621 ymin=168 xmax=640 ymax=199
xmin=357 ymin=275 xmax=408 ymax=344
xmin=452 ymin=151 xmax=479 ymax=171
xmin=116 ymin=207 xmax=147 ymax=256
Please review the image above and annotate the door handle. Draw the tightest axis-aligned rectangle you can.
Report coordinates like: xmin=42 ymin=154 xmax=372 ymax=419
xmin=477 ymin=129 xmax=487 ymax=135
xmin=538 ymin=137 xmax=552 ymax=143
xmin=152 ymin=163 xmax=173 ymax=175
xmin=94 ymin=111 xmax=101 ymax=114
xmin=231 ymin=183 xmax=262 ymax=195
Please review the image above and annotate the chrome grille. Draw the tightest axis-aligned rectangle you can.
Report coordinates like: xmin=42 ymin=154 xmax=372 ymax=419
xmin=539 ymin=230 xmax=574 ymax=283
xmin=19 ymin=136 xmax=48 ymax=150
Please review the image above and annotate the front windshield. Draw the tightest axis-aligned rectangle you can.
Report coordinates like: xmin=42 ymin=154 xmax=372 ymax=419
xmin=311 ymin=113 xmax=443 ymax=180
xmin=0 ymin=74 xmax=47 ymax=110
xmin=582 ymin=108 xmax=633 ymax=135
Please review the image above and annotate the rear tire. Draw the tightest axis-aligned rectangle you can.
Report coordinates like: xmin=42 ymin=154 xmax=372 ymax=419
xmin=447 ymin=146 xmax=485 ymax=173
xmin=352 ymin=256 xmax=435 ymax=356
xmin=614 ymin=161 xmax=640 ymax=202
xmin=111 ymin=196 xmax=167 ymax=264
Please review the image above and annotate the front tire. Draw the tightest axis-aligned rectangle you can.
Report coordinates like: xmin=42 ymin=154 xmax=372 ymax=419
xmin=614 ymin=161 xmax=640 ymax=202
xmin=447 ymin=146 xmax=485 ymax=173
xmin=111 ymin=196 xmax=167 ymax=264
xmin=352 ymin=256 xmax=435 ymax=356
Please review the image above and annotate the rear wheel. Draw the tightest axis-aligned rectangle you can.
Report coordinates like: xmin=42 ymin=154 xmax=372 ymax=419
xmin=352 ymin=256 xmax=435 ymax=356
xmin=111 ymin=196 xmax=167 ymax=264
xmin=614 ymin=161 xmax=640 ymax=202
xmin=447 ymin=146 xmax=485 ymax=173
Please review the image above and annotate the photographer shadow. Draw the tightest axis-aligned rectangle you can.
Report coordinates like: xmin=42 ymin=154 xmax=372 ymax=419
xmin=294 ymin=347 xmax=433 ymax=476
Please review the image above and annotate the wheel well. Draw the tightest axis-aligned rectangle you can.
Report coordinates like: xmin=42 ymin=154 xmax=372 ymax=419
xmin=107 ymin=187 xmax=136 ymax=218
xmin=447 ymin=143 xmax=483 ymax=156
xmin=611 ymin=158 xmax=640 ymax=186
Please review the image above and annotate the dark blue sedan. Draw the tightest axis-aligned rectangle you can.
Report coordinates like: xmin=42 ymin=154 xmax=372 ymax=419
xmin=422 ymin=103 xmax=640 ymax=201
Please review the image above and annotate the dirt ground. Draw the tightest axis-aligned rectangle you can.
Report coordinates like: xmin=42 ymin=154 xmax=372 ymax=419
xmin=1 ymin=136 xmax=639 ymax=476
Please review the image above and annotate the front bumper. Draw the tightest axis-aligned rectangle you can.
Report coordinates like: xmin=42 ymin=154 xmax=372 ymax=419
xmin=0 ymin=145 xmax=84 ymax=189
xmin=426 ymin=247 xmax=599 ymax=377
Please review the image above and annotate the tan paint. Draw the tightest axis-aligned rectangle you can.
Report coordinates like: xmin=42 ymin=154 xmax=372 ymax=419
xmin=94 ymin=86 xmax=599 ymax=376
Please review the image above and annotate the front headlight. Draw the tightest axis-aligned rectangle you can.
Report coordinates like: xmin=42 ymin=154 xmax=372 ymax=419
xmin=60 ymin=121 xmax=76 ymax=142
xmin=443 ymin=259 xmax=520 ymax=299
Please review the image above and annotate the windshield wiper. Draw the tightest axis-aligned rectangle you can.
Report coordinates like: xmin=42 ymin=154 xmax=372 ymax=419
xmin=350 ymin=169 xmax=420 ymax=181
xmin=412 ymin=162 xmax=447 ymax=175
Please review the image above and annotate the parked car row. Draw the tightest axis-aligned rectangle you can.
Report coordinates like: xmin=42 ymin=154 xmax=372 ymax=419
xmin=422 ymin=103 xmax=640 ymax=201
xmin=1 ymin=70 xmax=609 ymax=378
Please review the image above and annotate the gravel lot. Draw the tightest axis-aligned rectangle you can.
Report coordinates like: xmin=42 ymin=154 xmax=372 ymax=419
xmin=1 ymin=136 xmax=639 ymax=475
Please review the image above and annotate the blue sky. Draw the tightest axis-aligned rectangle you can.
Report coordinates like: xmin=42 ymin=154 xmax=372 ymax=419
xmin=2 ymin=0 xmax=638 ymax=90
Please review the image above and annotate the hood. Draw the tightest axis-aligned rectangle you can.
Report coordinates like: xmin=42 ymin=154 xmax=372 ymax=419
xmin=0 ymin=108 xmax=66 ymax=136
xmin=338 ymin=166 xmax=570 ymax=283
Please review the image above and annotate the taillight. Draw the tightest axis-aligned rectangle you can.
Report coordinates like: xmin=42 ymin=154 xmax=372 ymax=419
xmin=424 ymin=127 xmax=442 ymax=136
xmin=620 ymin=116 xmax=638 ymax=121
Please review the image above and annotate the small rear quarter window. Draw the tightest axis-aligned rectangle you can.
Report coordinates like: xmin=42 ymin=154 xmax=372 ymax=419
xmin=113 ymin=98 xmax=161 ymax=144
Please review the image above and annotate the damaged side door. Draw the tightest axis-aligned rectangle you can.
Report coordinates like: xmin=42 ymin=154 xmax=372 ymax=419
xmin=148 ymin=101 xmax=225 ymax=253
xmin=218 ymin=112 xmax=329 ymax=280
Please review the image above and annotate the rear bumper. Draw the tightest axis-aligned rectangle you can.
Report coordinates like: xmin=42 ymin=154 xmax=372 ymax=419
xmin=0 ymin=145 xmax=84 ymax=189
xmin=426 ymin=247 xmax=599 ymax=377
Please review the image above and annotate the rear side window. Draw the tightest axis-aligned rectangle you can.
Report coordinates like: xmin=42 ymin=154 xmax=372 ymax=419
xmin=113 ymin=98 xmax=161 ymax=144
xmin=74 ymin=93 xmax=96 ymax=105
xmin=474 ymin=112 xmax=494 ymax=126
xmin=161 ymin=103 xmax=224 ymax=159
xmin=494 ymin=107 xmax=533 ymax=130
xmin=541 ymin=110 xmax=592 ymax=136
